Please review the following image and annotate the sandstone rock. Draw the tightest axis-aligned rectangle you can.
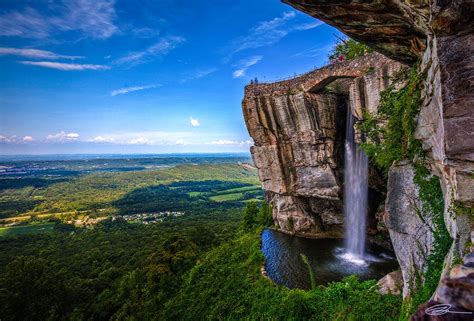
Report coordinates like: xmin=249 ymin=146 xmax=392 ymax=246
xmin=243 ymin=54 xmax=401 ymax=236
xmin=385 ymin=163 xmax=434 ymax=298
xmin=450 ymin=265 xmax=474 ymax=279
xmin=377 ymin=270 xmax=403 ymax=295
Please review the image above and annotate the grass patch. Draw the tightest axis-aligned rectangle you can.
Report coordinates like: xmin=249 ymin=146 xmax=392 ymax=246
xmin=213 ymin=185 xmax=261 ymax=195
xmin=210 ymin=192 xmax=243 ymax=202
xmin=163 ymin=231 xmax=402 ymax=320
xmin=0 ymin=222 xmax=55 ymax=237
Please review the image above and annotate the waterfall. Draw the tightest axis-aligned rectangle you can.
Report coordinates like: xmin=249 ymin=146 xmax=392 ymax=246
xmin=343 ymin=107 xmax=368 ymax=262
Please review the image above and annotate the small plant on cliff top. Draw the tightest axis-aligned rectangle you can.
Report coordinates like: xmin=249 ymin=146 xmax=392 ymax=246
xmin=328 ymin=37 xmax=373 ymax=61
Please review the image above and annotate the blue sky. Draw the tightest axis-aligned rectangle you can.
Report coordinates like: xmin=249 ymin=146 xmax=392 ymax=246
xmin=0 ymin=0 xmax=342 ymax=154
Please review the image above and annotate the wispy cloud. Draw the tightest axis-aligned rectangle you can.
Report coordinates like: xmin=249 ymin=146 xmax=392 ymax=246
xmin=181 ymin=68 xmax=218 ymax=83
xmin=20 ymin=61 xmax=110 ymax=71
xmin=227 ymin=12 xmax=294 ymax=57
xmin=0 ymin=47 xmax=83 ymax=60
xmin=291 ymin=44 xmax=333 ymax=58
xmin=292 ymin=21 xmax=323 ymax=31
xmin=189 ymin=117 xmax=200 ymax=127
xmin=0 ymin=0 xmax=118 ymax=40
xmin=232 ymin=55 xmax=262 ymax=78
xmin=114 ymin=36 xmax=186 ymax=66
xmin=22 ymin=136 xmax=34 ymax=142
xmin=110 ymin=84 xmax=161 ymax=96
xmin=46 ymin=131 xmax=80 ymax=142
xmin=226 ymin=11 xmax=323 ymax=58
xmin=0 ymin=135 xmax=17 ymax=143
xmin=87 ymin=131 xmax=194 ymax=146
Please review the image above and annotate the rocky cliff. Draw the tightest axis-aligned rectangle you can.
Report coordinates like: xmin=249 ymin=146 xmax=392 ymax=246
xmin=243 ymin=53 xmax=403 ymax=236
xmin=243 ymin=0 xmax=473 ymax=316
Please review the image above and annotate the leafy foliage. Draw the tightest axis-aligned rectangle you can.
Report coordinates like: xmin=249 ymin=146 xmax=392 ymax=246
xmin=241 ymin=200 xmax=273 ymax=231
xmin=357 ymin=63 xmax=451 ymax=319
xmin=328 ymin=38 xmax=373 ymax=61
xmin=163 ymin=232 xmax=401 ymax=321
xmin=358 ymin=65 xmax=424 ymax=173
xmin=0 ymin=212 xmax=240 ymax=320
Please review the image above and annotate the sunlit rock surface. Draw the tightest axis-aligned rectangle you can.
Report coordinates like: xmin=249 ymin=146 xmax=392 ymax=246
xmin=283 ymin=0 xmax=474 ymax=305
xmin=243 ymin=53 xmax=402 ymax=236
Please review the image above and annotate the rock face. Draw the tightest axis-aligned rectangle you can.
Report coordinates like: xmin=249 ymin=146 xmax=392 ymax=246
xmin=377 ymin=270 xmax=403 ymax=296
xmin=385 ymin=163 xmax=434 ymax=297
xmin=243 ymin=53 xmax=402 ymax=236
xmin=283 ymin=0 xmax=474 ymax=301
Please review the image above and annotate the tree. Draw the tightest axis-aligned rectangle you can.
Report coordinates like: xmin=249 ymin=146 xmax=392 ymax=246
xmin=257 ymin=201 xmax=273 ymax=227
xmin=242 ymin=201 xmax=259 ymax=230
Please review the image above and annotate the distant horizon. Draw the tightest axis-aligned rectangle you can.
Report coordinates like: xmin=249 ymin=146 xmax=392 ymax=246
xmin=0 ymin=0 xmax=342 ymax=155
xmin=0 ymin=152 xmax=252 ymax=161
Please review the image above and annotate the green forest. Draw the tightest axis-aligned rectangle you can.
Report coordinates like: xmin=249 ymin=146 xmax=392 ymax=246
xmin=0 ymin=159 xmax=401 ymax=320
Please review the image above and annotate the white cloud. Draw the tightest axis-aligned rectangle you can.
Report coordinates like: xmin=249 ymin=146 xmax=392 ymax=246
xmin=0 ymin=0 xmax=118 ymax=40
xmin=226 ymin=11 xmax=323 ymax=58
xmin=87 ymin=131 xmax=194 ymax=146
xmin=291 ymin=44 xmax=333 ymax=58
xmin=110 ymin=84 xmax=160 ymax=96
xmin=114 ymin=36 xmax=186 ymax=66
xmin=89 ymin=136 xmax=115 ymax=143
xmin=292 ymin=21 xmax=323 ymax=31
xmin=232 ymin=55 xmax=262 ymax=78
xmin=22 ymin=136 xmax=34 ymax=142
xmin=227 ymin=12 xmax=294 ymax=56
xmin=0 ymin=47 xmax=83 ymax=60
xmin=20 ymin=61 xmax=110 ymax=71
xmin=181 ymin=68 xmax=218 ymax=83
xmin=0 ymin=135 xmax=17 ymax=143
xmin=46 ymin=131 xmax=80 ymax=141
xmin=189 ymin=117 xmax=200 ymax=127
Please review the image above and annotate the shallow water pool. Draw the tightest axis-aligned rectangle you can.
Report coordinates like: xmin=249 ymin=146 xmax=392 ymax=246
xmin=261 ymin=229 xmax=399 ymax=289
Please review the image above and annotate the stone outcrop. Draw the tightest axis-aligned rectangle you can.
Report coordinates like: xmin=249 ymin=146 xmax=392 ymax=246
xmin=377 ymin=270 xmax=403 ymax=296
xmin=243 ymin=53 xmax=403 ymax=236
xmin=283 ymin=0 xmax=474 ymax=303
xmin=384 ymin=163 xmax=434 ymax=297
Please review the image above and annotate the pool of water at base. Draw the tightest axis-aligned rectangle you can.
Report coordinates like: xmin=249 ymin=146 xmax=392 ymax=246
xmin=261 ymin=229 xmax=399 ymax=289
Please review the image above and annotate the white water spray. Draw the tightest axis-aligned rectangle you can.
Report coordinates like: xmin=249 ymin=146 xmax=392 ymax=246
xmin=344 ymin=107 xmax=369 ymax=261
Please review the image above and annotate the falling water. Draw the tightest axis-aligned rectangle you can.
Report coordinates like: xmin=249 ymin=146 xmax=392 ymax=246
xmin=343 ymin=107 xmax=369 ymax=263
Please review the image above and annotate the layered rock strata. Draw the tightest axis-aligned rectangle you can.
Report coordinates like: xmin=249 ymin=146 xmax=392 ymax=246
xmin=281 ymin=0 xmax=474 ymax=306
xmin=243 ymin=53 xmax=402 ymax=236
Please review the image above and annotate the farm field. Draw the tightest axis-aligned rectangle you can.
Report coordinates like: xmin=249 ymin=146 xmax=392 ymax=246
xmin=0 ymin=222 xmax=55 ymax=237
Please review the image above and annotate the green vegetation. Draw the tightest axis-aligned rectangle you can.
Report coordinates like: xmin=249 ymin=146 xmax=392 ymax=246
xmin=164 ymin=232 xmax=401 ymax=321
xmin=400 ymin=164 xmax=451 ymax=319
xmin=300 ymin=254 xmax=316 ymax=289
xmin=0 ymin=222 xmax=55 ymax=237
xmin=328 ymin=37 xmax=373 ymax=61
xmin=357 ymin=63 xmax=451 ymax=319
xmin=0 ymin=163 xmax=260 ymax=220
xmin=358 ymin=65 xmax=424 ymax=173
xmin=210 ymin=192 xmax=245 ymax=202
xmin=241 ymin=200 xmax=273 ymax=231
